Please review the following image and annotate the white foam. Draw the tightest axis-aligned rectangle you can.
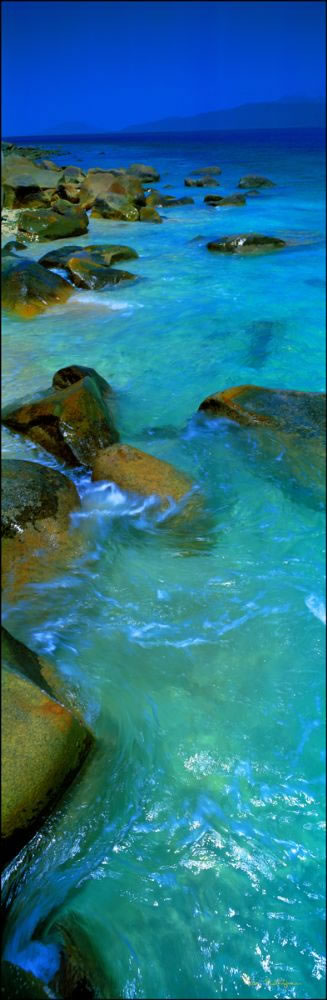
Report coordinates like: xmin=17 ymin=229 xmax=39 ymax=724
xmin=305 ymin=595 xmax=326 ymax=624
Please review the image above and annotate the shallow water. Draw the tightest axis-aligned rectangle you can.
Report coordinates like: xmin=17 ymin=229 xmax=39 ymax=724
xmin=1 ymin=129 xmax=326 ymax=999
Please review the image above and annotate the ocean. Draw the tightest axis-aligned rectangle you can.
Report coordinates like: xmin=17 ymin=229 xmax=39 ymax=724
xmin=1 ymin=128 xmax=326 ymax=999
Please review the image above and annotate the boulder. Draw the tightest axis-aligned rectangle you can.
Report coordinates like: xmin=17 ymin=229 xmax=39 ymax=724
xmin=139 ymin=205 xmax=162 ymax=223
xmin=2 ymin=626 xmax=53 ymax=697
xmin=1 ymin=961 xmax=50 ymax=999
xmin=198 ymin=385 xmax=326 ymax=510
xmin=2 ymin=154 xmax=64 ymax=208
xmin=127 ymin=163 xmax=160 ymax=182
xmin=207 ymin=233 xmax=286 ymax=254
xmin=91 ymin=193 xmax=139 ymax=221
xmin=198 ymin=385 xmax=326 ymax=434
xmin=79 ymin=169 xmax=142 ymax=210
xmin=63 ymin=255 xmax=136 ymax=290
xmin=2 ymin=667 xmax=93 ymax=865
xmin=92 ymin=444 xmax=200 ymax=521
xmin=39 ymin=242 xmax=138 ymax=271
xmin=56 ymin=181 xmax=81 ymax=203
xmin=2 ymin=365 xmax=119 ymax=466
xmin=238 ymin=175 xmax=275 ymax=189
xmin=1 ymin=460 xmax=81 ymax=599
xmin=190 ymin=166 xmax=222 ymax=175
xmin=51 ymin=198 xmax=85 ymax=217
xmin=18 ymin=207 xmax=88 ymax=241
xmin=2 ymin=258 xmax=73 ymax=318
xmin=204 ymin=194 xmax=246 ymax=206
xmin=185 ymin=176 xmax=219 ymax=188
xmin=61 ymin=165 xmax=86 ymax=184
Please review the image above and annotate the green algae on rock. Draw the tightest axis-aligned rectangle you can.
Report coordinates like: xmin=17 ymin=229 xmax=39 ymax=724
xmin=2 ymin=365 xmax=119 ymax=466
xmin=2 ymin=668 xmax=93 ymax=866
xmin=207 ymin=233 xmax=286 ymax=253
xmin=2 ymin=257 xmax=73 ymax=318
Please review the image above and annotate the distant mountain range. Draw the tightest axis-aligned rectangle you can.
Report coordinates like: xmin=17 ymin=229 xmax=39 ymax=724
xmin=121 ymin=98 xmax=326 ymax=133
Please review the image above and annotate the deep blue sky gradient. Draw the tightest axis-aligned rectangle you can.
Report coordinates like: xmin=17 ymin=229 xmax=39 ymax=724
xmin=1 ymin=0 xmax=325 ymax=135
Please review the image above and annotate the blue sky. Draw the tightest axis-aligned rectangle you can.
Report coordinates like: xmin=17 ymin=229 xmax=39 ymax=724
xmin=1 ymin=0 xmax=325 ymax=135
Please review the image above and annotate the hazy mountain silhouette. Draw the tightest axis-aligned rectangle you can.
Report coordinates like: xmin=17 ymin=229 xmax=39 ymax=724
xmin=121 ymin=98 xmax=326 ymax=132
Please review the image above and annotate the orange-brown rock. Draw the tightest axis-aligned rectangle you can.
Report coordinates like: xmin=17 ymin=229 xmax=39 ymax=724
xmin=92 ymin=444 xmax=200 ymax=520
xmin=198 ymin=384 xmax=326 ymax=433
xmin=2 ymin=258 xmax=73 ymax=319
xmin=2 ymin=365 xmax=119 ymax=466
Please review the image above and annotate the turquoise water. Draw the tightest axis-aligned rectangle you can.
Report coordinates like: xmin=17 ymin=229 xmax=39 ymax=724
xmin=1 ymin=130 xmax=326 ymax=998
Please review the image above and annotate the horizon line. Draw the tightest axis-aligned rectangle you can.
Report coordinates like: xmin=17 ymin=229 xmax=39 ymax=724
xmin=3 ymin=124 xmax=326 ymax=142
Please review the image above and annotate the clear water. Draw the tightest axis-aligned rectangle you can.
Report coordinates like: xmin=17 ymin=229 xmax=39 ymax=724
xmin=1 ymin=129 xmax=326 ymax=999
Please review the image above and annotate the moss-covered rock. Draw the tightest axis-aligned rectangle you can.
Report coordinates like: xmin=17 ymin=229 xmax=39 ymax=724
xmin=2 ymin=258 xmax=73 ymax=318
xmin=92 ymin=444 xmax=200 ymax=521
xmin=2 ymin=667 xmax=93 ymax=865
xmin=18 ymin=207 xmax=88 ymax=241
xmin=2 ymin=366 xmax=119 ymax=466
xmin=1 ymin=460 xmax=81 ymax=600
xmin=207 ymin=233 xmax=286 ymax=253
xmin=238 ymin=175 xmax=275 ymax=189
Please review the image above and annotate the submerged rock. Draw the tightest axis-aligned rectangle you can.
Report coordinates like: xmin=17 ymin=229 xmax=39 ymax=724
xmin=2 ymin=667 xmax=93 ymax=865
xmin=1 ymin=460 xmax=81 ymax=599
xmin=238 ymin=174 xmax=275 ymax=189
xmin=2 ymin=258 xmax=73 ymax=318
xmin=204 ymin=193 xmax=246 ymax=206
xmin=159 ymin=195 xmax=194 ymax=206
xmin=92 ymin=444 xmax=200 ymax=521
xmin=207 ymin=233 xmax=286 ymax=253
xmin=2 ymin=365 xmax=119 ymax=466
xmin=198 ymin=385 xmax=326 ymax=510
xmin=18 ymin=206 xmax=88 ymax=241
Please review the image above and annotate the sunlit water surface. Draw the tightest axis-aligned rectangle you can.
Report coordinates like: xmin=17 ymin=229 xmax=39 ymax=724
xmin=1 ymin=130 xmax=326 ymax=999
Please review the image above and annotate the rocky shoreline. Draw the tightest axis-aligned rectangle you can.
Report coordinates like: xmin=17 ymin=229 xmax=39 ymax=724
xmin=1 ymin=142 xmax=326 ymax=998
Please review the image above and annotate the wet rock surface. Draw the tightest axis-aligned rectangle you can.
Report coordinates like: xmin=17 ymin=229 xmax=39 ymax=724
xmin=1 ymin=961 xmax=50 ymax=999
xmin=2 ymin=257 xmax=73 ymax=318
xmin=2 ymin=667 xmax=93 ymax=866
xmin=204 ymin=193 xmax=246 ymax=206
xmin=92 ymin=443 xmax=201 ymax=521
xmin=185 ymin=176 xmax=219 ymax=187
xmin=238 ymin=174 xmax=275 ymax=189
xmin=2 ymin=366 xmax=119 ymax=466
xmin=207 ymin=233 xmax=286 ymax=253
xmin=17 ymin=206 xmax=88 ymax=241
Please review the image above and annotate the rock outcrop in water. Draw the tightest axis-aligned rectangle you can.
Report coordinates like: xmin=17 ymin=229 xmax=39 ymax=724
xmin=238 ymin=174 xmax=275 ymax=188
xmin=204 ymin=193 xmax=246 ymax=206
xmin=198 ymin=385 xmax=326 ymax=510
xmin=39 ymin=242 xmax=139 ymax=270
xmin=1 ymin=460 xmax=81 ymax=600
xmin=2 ymin=667 xmax=93 ymax=866
xmin=2 ymin=365 xmax=119 ymax=465
xmin=127 ymin=162 xmax=160 ymax=182
xmin=190 ymin=166 xmax=222 ymax=175
xmin=92 ymin=443 xmax=201 ymax=522
xmin=185 ymin=176 xmax=219 ymax=187
xmin=2 ymin=256 xmax=73 ymax=318
xmin=207 ymin=233 xmax=286 ymax=253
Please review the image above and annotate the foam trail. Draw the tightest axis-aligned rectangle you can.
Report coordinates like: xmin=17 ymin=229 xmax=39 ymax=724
xmin=305 ymin=595 xmax=326 ymax=624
